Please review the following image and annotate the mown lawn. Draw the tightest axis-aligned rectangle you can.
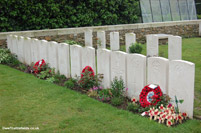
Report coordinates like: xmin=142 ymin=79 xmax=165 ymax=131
xmin=120 ymin=37 xmax=201 ymax=117
xmin=0 ymin=64 xmax=200 ymax=132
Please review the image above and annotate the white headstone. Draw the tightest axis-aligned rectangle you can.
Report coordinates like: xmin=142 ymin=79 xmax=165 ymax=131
xmin=97 ymin=49 xmax=111 ymax=88
xmin=111 ymin=51 xmax=127 ymax=84
xmin=23 ymin=37 xmax=32 ymax=65
xmin=58 ymin=43 xmax=70 ymax=78
xmin=97 ymin=31 xmax=106 ymax=49
xmin=168 ymin=36 xmax=182 ymax=60
xmin=39 ymin=40 xmax=49 ymax=62
xmin=17 ymin=36 xmax=25 ymax=63
xmin=82 ymin=46 xmax=96 ymax=72
xmin=12 ymin=35 xmax=18 ymax=56
xmin=48 ymin=41 xmax=59 ymax=72
xmin=31 ymin=39 xmax=40 ymax=63
xmin=70 ymin=45 xmax=82 ymax=78
xmin=127 ymin=54 xmax=146 ymax=99
xmin=168 ymin=60 xmax=195 ymax=118
xmin=110 ymin=32 xmax=119 ymax=51
xmin=7 ymin=35 xmax=12 ymax=52
xmin=125 ymin=33 xmax=136 ymax=53
xmin=148 ymin=57 xmax=169 ymax=94
xmin=85 ymin=29 xmax=93 ymax=47
xmin=146 ymin=35 xmax=158 ymax=57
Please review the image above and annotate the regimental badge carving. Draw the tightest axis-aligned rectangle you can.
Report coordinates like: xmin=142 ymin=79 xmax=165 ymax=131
xmin=152 ymin=60 xmax=160 ymax=73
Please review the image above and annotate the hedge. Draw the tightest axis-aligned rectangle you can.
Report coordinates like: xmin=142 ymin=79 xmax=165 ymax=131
xmin=0 ymin=0 xmax=140 ymax=32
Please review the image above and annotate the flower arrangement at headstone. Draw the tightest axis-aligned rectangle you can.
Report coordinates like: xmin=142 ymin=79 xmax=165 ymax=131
xmin=33 ymin=59 xmax=46 ymax=74
xmin=128 ymin=84 xmax=188 ymax=127
xmin=78 ymin=66 xmax=103 ymax=91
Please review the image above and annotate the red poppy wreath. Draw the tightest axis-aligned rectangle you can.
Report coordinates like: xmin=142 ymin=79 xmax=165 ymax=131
xmin=139 ymin=84 xmax=163 ymax=108
xmin=33 ymin=59 xmax=46 ymax=74
xmin=81 ymin=66 xmax=95 ymax=79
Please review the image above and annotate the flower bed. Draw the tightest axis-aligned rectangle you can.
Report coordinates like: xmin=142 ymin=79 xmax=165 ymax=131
xmin=0 ymin=51 xmax=190 ymax=127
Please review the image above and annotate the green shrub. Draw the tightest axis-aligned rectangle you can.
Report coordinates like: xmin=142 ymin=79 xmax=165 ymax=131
xmin=0 ymin=0 xmax=140 ymax=32
xmin=64 ymin=79 xmax=76 ymax=89
xmin=111 ymin=97 xmax=123 ymax=106
xmin=129 ymin=43 xmax=143 ymax=54
xmin=127 ymin=103 xmax=140 ymax=112
xmin=65 ymin=40 xmax=83 ymax=46
xmin=37 ymin=68 xmax=55 ymax=79
xmin=18 ymin=64 xmax=27 ymax=71
xmin=0 ymin=48 xmax=20 ymax=66
xmin=53 ymin=73 xmax=66 ymax=84
xmin=110 ymin=77 xmax=125 ymax=98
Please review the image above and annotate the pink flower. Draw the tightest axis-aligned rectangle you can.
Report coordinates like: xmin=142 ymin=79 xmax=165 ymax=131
xmin=167 ymin=103 xmax=172 ymax=108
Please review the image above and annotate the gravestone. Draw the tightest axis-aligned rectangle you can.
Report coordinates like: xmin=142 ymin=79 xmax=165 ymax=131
xmin=127 ymin=54 xmax=146 ymax=99
xmin=97 ymin=31 xmax=106 ymax=49
xmin=48 ymin=41 xmax=59 ymax=72
xmin=17 ymin=36 xmax=25 ymax=63
xmin=58 ymin=43 xmax=70 ymax=78
xmin=168 ymin=60 xmax=195 ymax=118
xmin=125 ymin=33 xmax=136 ymax=53
xmin=70 ymin=45 xmax=82 ymax=78
xmin=85 ymin=29 xmax=93 ymax=47
xmin=111 ymin=51 xmax=127 ymax=84
xmin=31 ymin=39 xmax=40 ymax=63
xmin=23 ymin=37 xmax=32 ymax=65
xmin=7 ymin=35 xmax=12 ymax=52
xmin=110 ymin=32 xmax=119 ymax=51
xmin=168 ymin=36 xmax=182 ymax=60
xmin=146 ymin=35 xmax=158 ymax=57
xmin=97 ymin=48 xmax=111 ymax=88
xmin=148 ymin=57 xmax=169 ymax=94
xmin=13 ymin=35 xmax=18 ymax=56
xmin=82 ymin=46 xmax=96 ymax=72
xmin=39 ymin=40 xmax=48 ymax=62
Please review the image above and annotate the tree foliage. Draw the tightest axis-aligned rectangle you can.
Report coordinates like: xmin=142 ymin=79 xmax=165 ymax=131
xmin=0 ymin=0 xmax=140 ymax=32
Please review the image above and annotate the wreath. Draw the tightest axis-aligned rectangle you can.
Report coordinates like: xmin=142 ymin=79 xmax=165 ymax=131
xmin=139 ymin=84 xmax=163 ymax=108
xmin=33 ymin=59 xmax=46 ymax=74
xmin=81 ymin=66 xmax=95 ymax=79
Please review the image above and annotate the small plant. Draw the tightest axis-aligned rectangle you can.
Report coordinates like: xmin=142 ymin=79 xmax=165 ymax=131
xmin=127 ymin=103 xmax=140 ymax=112
xmin=0 ymin=48 xmax=20 ymax=66
xmin=174 ymin=96 xmax=184 ymax=113
xmin=111 ymin=97 xmax=123 ymax=106
xmin=37 ymin=68 xmax=55 ymax=79
xmin=129 ymin=42 xmax=143 ymax=54
xmin=110 ymin=77 xmax=125 ymax=98
xmin=53 ymin=73 xmax=66 ymax=84
xmin=18 ymin=63 xmax=27 ymax=71
xmin=65 ymin=40 xmax=83 ymax=46
xmin=64 ymin=78 xmax=76 ymax=89
xmin=97 ymin=88 xmax=112 ymax=102
xmin=46 ymin=77 xmax=56 ymax=83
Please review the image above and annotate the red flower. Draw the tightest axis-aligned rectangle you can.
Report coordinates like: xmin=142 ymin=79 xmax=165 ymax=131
xmin=182 ymin=113 xmax=187 ymax=117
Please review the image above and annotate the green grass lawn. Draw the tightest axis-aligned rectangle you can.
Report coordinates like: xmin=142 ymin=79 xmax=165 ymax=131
xmin=120 ymin=37 xmax=201 ymax=117
xmin=0 ymin=64 xmax=200 ymax=132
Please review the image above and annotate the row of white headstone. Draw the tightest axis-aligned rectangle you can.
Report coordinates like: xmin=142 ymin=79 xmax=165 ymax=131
xmin=7 ymin=32 xmax=194 ymax=118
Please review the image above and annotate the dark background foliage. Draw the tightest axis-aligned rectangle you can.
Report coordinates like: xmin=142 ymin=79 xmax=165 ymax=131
xmin=0 ymin=0 xmax=140 ymax=32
